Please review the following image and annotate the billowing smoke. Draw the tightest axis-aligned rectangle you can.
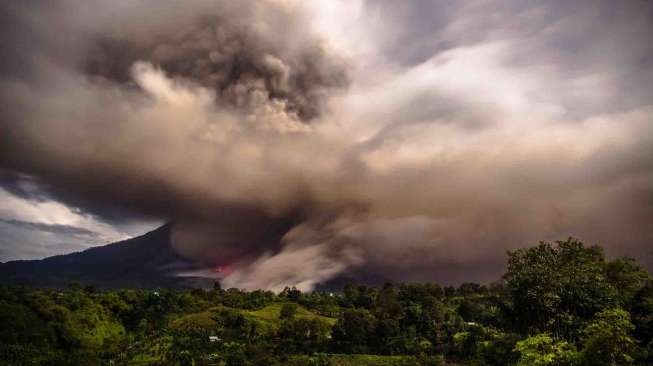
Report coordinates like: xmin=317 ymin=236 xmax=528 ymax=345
xmin=1 ymin=0 xmax=653 ymax=290
xmin=83 ymin=1 xmax=347 ymax=122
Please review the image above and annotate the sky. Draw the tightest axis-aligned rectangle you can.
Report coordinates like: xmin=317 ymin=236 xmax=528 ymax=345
xmin=1 ymin=0 xmax=652 ymax=290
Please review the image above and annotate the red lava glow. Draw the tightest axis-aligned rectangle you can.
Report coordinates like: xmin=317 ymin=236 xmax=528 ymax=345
xmin=213 ymin=265 xmax=233 ymax=275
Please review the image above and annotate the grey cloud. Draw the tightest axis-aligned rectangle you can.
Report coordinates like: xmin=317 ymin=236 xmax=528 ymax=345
xmin=0 ymin=218 xmax=99 ymax=238
xmin=362 ymin=0 xmax=459 ymax=65
xmin=0 ymin=220 xmax=99 ymax=261
xmin=0 ymin=169 xmax=53 ymax=203
xmin=367 ymin=1 xmax=653 ymax=119
xmin=0 ymin=168 xmax=154 ymax=228
xmin=1 ymin=0 xmax=652 ymax=289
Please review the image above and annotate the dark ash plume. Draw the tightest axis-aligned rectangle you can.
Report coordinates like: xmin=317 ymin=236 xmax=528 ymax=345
xmin=1 ymin=0 xmax=653 ymax=290
xmin=84 ymin=8 xmax=348 ymax=122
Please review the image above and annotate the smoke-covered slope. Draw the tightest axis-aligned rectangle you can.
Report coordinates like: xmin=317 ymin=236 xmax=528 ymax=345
xmin=0 ymin=224 xmax=200 ymax=288
xmin=0 ymin=222 xmax=392 ymax=290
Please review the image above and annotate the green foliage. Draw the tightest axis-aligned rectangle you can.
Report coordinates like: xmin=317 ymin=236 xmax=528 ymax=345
xmin=332 ymin=308 xmax=377 ymax=354
xmin=328 ymin=354 xmax=419 ymax=366
xmin=579 ymin=307 xmax=636 ymax=366
xmin=0 ymin=300 xmax=55 ymax=346
xmin=477 ymin=329 xmax=520 ymax=365
xmin=277 ymin=317 xmax=331 ymax=353
xmin=0 ymin=239 xmax=650 ymax=365
xmin=506 ymin=238 xmax=617 ymax=340
xmin=514 ymin=333 xmax=578 ymax=366
xmin=606 ymin=257 xmax=651 ymax=309
xmin=281 ymin=302 xmax=299 ymax=319
xmin=631 ymin=281 xmax=653 ymax=363
xmin=244 ymin=302 xmax=337 ymax=328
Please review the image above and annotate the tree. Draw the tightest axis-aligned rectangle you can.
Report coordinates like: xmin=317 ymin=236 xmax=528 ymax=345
xmin=606 ymin=257 xmax=650 ymax=309
xmin=213 ymin=281 xmax=223 ymax=292
xmin=222 ymin=341 xmax=247 ymax=366
xmin=457 ymin=282 xmax=482 ymax=297
xmin=342 ymin=284 xmax=377 ymax=309
xmin=630 ymin=282 xmax=653 ymax=351
xmin=331 ymin=308 xmax=377 ymax=354
xmin=579 ymin=307 xmax=635 ymax=366
xmin=505 ymin=238 xmax=616 ymax=339
xmin=277 ymin=318 xmax=330 ymax=354
xmin=280 ymin=303 xmax=298 ymax=319
xmin=513 ymin=333 xmax=578 ymax=366
xmin=398 ymin=283 xmax=444 ymax=303
xmin=0 ymin=301 xmax=54 ymax=346
xmin=281 ymin=286 xmax=302 ymax=302
xmin=477 ymin=329 xmax=520 ymax=366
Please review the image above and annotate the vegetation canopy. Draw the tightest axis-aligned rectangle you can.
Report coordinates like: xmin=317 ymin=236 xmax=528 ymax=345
xmin=0 ymin=238 xmax=651 ymax=365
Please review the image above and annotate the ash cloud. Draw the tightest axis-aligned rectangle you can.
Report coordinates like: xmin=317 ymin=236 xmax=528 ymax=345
xmin=0 ymin=169 xmax=53 ymax=203
xmin=83 ymin=2 xmax=348 ymax=122
xmin=1 ymin=0 xmax=653 ymax=290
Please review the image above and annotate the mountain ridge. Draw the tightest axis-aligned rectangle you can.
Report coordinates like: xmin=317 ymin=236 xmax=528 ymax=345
xmin=0 ymin=223 xmax=388 ymax=290
xmin=0 ymin=224 xmax=201 ymax=288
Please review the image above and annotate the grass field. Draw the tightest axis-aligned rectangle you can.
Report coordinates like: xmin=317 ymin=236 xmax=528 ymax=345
xmin=170 ymin=302 xmax=336 ymax=331
xmin=327 ymin=354 xmax=418 ymax=366
xmin=170 ymin=307 xmax=223 ymax=330
xmin=244 ymin=302 xmax=337 ymax=327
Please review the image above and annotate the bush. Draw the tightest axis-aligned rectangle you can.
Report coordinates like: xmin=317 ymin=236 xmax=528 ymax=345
xmin=281 ymin=303 xmax=299 ymax=319
xmin=579 ymin=307 xmax=635 ymax=366
xmin=514 ymin=333 xmax=578 ymax=366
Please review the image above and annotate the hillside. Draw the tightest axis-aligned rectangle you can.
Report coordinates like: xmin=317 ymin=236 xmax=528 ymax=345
xmin=0 ymin=223 xmax=390 ymax=290
xmin=171 ymin=302 xmax=337 ymax=332
xmin=0 ymin=224 xmax=199 ymax=288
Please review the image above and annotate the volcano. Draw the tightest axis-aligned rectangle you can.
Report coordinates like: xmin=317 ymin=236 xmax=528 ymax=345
xmin=0 ymin=224 xmax=205 ymax=288
xmin=0 ymin=223 xmax=390 ymax=290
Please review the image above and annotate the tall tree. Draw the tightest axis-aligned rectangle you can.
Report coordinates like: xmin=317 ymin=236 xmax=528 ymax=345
xmin=606 ymin=257 xmax=651 ymax=309
xmin=579 ymin=307 xmax=636 ymax=366
xmin=505 ymin=238 xmax=616 ymax=339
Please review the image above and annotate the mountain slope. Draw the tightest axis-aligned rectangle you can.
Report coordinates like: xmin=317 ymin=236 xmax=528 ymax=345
xmin=0 ymin=224 xmax=390 ymax=290
xmin=0 ymin=224 xmax=199 ymax=288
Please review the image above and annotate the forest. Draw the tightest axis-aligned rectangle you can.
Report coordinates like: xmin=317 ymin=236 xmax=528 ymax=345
xmin=1 ymin=238 xmax=652 ymax=366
